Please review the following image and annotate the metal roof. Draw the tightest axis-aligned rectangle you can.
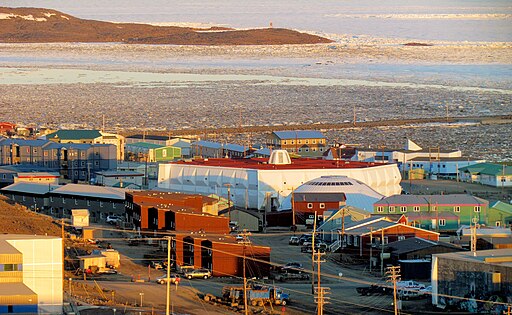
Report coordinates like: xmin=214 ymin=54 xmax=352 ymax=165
xmin=0 ymin=282 xmax=37 ymax=296
xmin=223 ymin=143 xmax=248 ymax=152
xmin=273 ymin=130 xmax=325 ymax=140
xmin=433 ymin=248 xmax=512 ymax=265
xmin=1 ymin=182 xmax=59 ymax=195
xmin=50 ymin=184 xmax=126 ymax=200
xmin=459 ymin=162 xmax=512 ymax=176
xmin=192 ymin=140 xmax=223 ymax=149
xmin=46 ymin=129 xmax=101 ymax=140
xmin=127 ymin=142 xmax=164 ymax=149
xmin=0 ymin=138 xmax=48 ymax=146
xmin=490 ymin=201 xmax=512 ymax=214
xmin=387 ymin=237 xmax=462 ymax=255
xmin=95 ymin=171 xmax=144 ymax=177
xmin=375 ymin=194 xmax=488 ymax=206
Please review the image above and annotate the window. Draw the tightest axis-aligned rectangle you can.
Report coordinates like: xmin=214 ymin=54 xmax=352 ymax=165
xmin=307 ymin=203 xmax=313 ymax=209
xmin=312 ymin=140 xmax=316 ymax=144
xmin=383 ymin=236 xmax=389 ymax=245
xmin=377 ymin=206 xmax=384 ymax=213
xmin=22 ymin=196 xmax=26 ymax=201
xmin=474 ymin=206 xmax=481 ymax=212
xmin=398 ymin=236 xmax=405 ymax=241
xmin=439 ymin=219 xmax=446 ymax=226
xmin=389 ymin=206 xmax=395 ymax=213
xmin=400 ymin=206 xmax=407 ymax=213
xmin=74 ymin=199 xmax=78 ymax=205
xmin=95 ymin=161 xmax=99 ymax=166
xmin=432 ymin=206 xmax=437 ymax=212
xmin=62 ymin=198 xmax=66 ymax=204
xmin=87 ymin=200 xmax=90 ymax=206
xmin=50 ymin=196 xmax=54 ymax=202
xmin=305 ymin=140 xmax=309 ymax=144
xmin=454 ymin=206 xmax=460 ymax=212
xmin=298 ymin=140 xmax=302 ymax=144
xmin=413 ymin=206 xmax=420 ymax=212
xmin=354 ymin=236 xmax=358 ymax=246
xmin=319 ymin=203 xmax=325 ymax=209
xmin=3 ymin=264 xmax=20 ymax=271
xmin=162 ymin=150 xmax=167 ymax=157
xmin=99 ymin=201 xmax=103 ymax=208
xmin=495 ymin=221 xmax=501 ymax=227
xmin=112 ymin=202 xmax=116 ymax=209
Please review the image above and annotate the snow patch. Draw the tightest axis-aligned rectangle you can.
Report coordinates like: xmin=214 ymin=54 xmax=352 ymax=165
xmin=0 ymin=13 xmax=47 ymax=21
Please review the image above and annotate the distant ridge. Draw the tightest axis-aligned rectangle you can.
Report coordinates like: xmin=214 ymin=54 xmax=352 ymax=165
xmin=0 ymin=7 xmax=332 ymax=45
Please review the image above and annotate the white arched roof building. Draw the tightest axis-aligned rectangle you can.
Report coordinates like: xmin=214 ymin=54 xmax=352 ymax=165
xmin=279 ymin=175 xmax=384 ymax=211
xmin=158 ymin=150 xmax=401 ymax=210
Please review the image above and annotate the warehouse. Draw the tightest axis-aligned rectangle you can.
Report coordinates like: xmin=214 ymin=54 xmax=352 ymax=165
xmin=158 ymin=150 xmax=401 ymax=210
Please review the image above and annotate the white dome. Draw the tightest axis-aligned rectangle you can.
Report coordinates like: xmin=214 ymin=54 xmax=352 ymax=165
xmin=268 ymin=150 xmax=291 ymax=165
xmin=280 ymin=175 xmax=384 ymax=211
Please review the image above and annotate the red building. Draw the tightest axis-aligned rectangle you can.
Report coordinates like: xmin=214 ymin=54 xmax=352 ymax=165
xmin=174 ymin=234 xmax=271 ymax=277
xmin=341 ymin=217 xmax=440 ymax=257
xmin=0 ymin=122 xmax=16 ymax=135
xmin=126 ymin=191 xmax=224 ymax=232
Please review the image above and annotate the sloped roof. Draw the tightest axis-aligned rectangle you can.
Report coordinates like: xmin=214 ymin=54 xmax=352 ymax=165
xmin=0 ymin=138 xmax=48 ymax=146
xmin=375 ymin=194 xmax=488 ymax=206
xmin=1 ymin=182 xmax=59 ymax=195
xmin=46 ymin=129 xmax=101 ymax=140
xmin=273 ymin=130 xmax=325 ymax=140
xmin=387 ymin=237 xmax=462 ymax=255
xmin=50 ymin=184 xmax=126 ymax=200
xmin=127 ymin=142 xmax=163 ymax=149
xmin=192 ymin=140 xmax=222 ymax=149
xmin=459 ymin=162 xmax=512 ymax=176
xmin=223 ymin=143 xmax=249 ymax=153
xmin=490 ymin=201 xmax=512 ymax=214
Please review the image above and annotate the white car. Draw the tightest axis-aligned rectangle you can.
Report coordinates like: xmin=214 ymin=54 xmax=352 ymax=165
xmin=106 ymin=215 xmax=122 ymax=224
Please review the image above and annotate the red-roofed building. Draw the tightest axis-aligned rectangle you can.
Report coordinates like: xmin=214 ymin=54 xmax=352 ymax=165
xmin=158 ymin=150 xmax=402 ymax=210
xmin=0 ymin=122 xmax=16 ymax=135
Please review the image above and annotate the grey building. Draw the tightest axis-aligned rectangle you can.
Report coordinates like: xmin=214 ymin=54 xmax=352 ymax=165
xmin=1 ymin=182 xmax=57 ymax=211
xmin=48 ymin=184 xmax=127 ymax=222
xmin=0 ymin=138 xmax=117 ymax=182
xmin=432 ymin=249 xmax=512 ymax=313
xmin=1 ymin=182 xmax=128 ymax=222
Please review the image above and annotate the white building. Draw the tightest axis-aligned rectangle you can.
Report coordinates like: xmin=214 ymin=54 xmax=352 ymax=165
xmin=158 ymin=150 xmax=401 ymax=210
xmin=0 ymin=234 xmax=62 ymax=314
xmin=279 ymin=175 xmax=385 ymax=211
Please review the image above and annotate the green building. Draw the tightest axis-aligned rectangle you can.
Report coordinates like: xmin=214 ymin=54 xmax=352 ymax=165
xmin=154 ymin=146 xmax=181 ymax=162
xmin=374 ymin=194 xmax=489 ymax=232
xmin=488 ymin=201 xmax=512 ymax=228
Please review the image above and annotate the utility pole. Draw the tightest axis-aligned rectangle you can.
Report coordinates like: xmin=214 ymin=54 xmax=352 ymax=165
xmin=369 ymin=227 xmax=373 ymax=273
xmin=381 ymin=228 xmax=385 ymax=277
xmin=291 ymin=187 xmax=296 ymax=230
xmin=386 ymin=266 xmax=401 ymax=315
xmin=166 ymin=236 xmax=172 ymax=315
xmin=239 ymin=229 xmax=251 ymax=315
xmin=225 ymin=184 xmax=232 ymax=222
xmin=312 ymin=212 xmax=329 ymax=315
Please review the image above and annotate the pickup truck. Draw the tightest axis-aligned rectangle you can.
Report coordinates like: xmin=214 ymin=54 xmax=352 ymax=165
xmin=356 ymin=284 xmax=391 ymax=296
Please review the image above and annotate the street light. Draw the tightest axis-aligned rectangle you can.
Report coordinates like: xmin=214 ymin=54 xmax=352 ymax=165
xmin=139 ymin=292 xmax=144 ymax=307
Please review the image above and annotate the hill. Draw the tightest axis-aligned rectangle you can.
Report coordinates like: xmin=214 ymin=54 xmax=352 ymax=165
xmin=0 ymin=195 xmax=61 ymax=236
xmin=0 ymin=7 xmax=332 ymax=45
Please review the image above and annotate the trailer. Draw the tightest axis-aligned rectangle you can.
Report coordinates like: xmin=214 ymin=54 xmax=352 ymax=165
xmin=205 ymin=285 xmax=289 ymax=307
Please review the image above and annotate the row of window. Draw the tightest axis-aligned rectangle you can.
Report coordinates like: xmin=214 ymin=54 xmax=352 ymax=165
xmin=282 ymin=139 xmax=325 ymax=145
xmin=376 ymin=205 xmax=481 ymax=213
xmin=307 ymin=181 xmax=353 ymax=186
xmin=286 ymin=147 xmax=324 ymax=153
xmin=0 ymin=264 xmax=22 ymax=272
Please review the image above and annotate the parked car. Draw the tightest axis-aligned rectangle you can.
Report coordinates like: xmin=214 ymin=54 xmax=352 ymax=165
xmin=149 ymin=261 xmax=164 ymax=270
xmin=184 ymin=268 xmax=212 ymax=279
xmin=106 ymin=215 xmax=122 ymax=224
xmin=419 ymin=286 xmax=432 ymax=298
xmin=156 ymin=274 xmax=180 ymax=284
xmin=298 ymin=234 xmax=313 ymax=245
xmin=289 ymin=236 xmax=300 ymax=245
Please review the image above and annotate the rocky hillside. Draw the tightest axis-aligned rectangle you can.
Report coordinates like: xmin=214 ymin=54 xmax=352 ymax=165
xmin=0 ymin=195 xmax=61 ymax=236
xmin=0 ymin=7 xmax=332 ymax=45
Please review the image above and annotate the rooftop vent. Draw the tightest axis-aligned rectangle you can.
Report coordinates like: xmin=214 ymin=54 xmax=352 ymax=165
xmin=268 ymin=150 xmax=291 ymax=165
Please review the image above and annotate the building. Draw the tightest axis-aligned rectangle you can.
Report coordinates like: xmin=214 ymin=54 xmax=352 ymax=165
xmin=1 ymin=182 xmax=58 ymax=211
xmin=0 ymin=122 xmax=16 ymax=136
xmin=147 ymin=206 xmax=229 ymax=233
xmin=0 ymin=138 xmax=117 ymax=182
xmin=352 ymin=139 xmax=482 ymax=179
xmin=95 ymin=170 xmax=144 ymax=189
xmin=488 ymin=201 xmax=512 ymax=228
xmin=171 ymin=234 xmax=271 ymax=278
xmin=45 ymin=129 xmax=125 ymax=161
xmin=0 ymin=234 xmax=62 ymax=314
xmin=126 ymin=191 xmax=221 ymax=231
xmin=267 ymin=130 xmax=327 ymax=157
xmin=281 ymin=175 xmax=385 ymax=213
xmin=14 ymin=172 xmax=60 ymax=184
xmin=158 ymin=150 xmax=402 ymax=211
xmin=337 ymin=216 xmax=440 ymax=258
xmin=317 ymin=206 xmax=372 ymax=244
xmin=374 ymin=194 xmax=489 ymax=231
xmin=48 ymin=184 xmax=127 ymax=221
xmin=125 ymin=142 xmax=182 ymax=162
xmin=459 ymin=162 xmax=512 ymax=188
xmin=431 ymin=249 xmax=512 ymax=313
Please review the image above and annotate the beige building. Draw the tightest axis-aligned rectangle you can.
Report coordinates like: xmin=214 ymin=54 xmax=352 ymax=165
xmin=45 ymin=129 xmax=125 ymax=161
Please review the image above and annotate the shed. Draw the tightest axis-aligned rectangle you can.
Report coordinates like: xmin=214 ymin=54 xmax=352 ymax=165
xmin=98 ymin=249 xmax=120 ymax=268
xmin=71 ymin=209 xmax=90 ymax=229
xmin=78 ymin=254 xmax=106 ymax=270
